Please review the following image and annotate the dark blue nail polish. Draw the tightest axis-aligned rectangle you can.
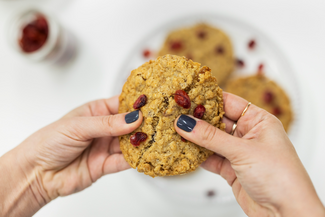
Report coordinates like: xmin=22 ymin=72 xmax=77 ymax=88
xmin=125 ymin=110 xmax=140 ymax=124
xmin=177 ymin=115 xmax=196 ymax=132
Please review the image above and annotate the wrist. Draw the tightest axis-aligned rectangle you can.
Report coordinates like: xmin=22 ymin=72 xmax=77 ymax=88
xmin=277 ymin=189 xmax=325 ymax=217
xmin=279 ymin=203 xmax=325 ymax=217
xmin=0 ymin=145 xmax=49 ymax=217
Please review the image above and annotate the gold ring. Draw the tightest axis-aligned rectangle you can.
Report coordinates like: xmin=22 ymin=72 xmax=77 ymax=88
xmin=231 ymin=102 xmax=251 ymax=136
xmin=230 ymin=123 xmax=237 ymax=135
xmin=241 ymin=102 xmax=252 ymax=117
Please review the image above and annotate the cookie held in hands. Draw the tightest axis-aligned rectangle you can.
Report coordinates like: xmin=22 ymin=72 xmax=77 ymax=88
xmin=119 ymin=55 xmax=225 ymax=177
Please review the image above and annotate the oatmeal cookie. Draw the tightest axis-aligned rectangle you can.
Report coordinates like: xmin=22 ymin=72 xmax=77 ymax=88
xmin=158 ymin=23 xmax=234 ymax=85
xmin=225 ymin=74 xmax=293 ymax=132
xmin=119 ymin=55 xmax=225 ymax=177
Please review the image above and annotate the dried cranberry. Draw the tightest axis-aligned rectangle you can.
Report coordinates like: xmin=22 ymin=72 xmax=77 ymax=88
xmin=143 ymin=49 xmax=151 ymax=58
xmin=197 ymin=31 xmax=206 ymax=39
xmin=272 ymin=107 xmax=282 ymax=116
xmin=258 ymin=63 xmax=264 ymax=71
xmin=130 ymin=132 xmax=148 ymax=146
xmin=193 ymin=105 xmax=206 ymax=119
xmin=22 ymin=24 xmax=38 ymax=40
xmin=236 ymin=59 xmax=245 ymax=68
xmin=257 ymin=63 xmax=264 ymax=76
xmin=263 ymin=91 xmax=274 ymax=104
xmin=34 ymin=16 xmax=48 ymax=33
xmin=207 ymin=190 xmax=216 ymax=198
xmin=19 ymin=15 xmax=49 ymax=53
xmin=181 ymin=137 xmax=187 ymax=142
xmin=215 ymin=45 xmax=224 ymax=55
xmin=133 ymin=95 xmax=147 ymax=109
xmin=248 ymin=39 xmax=256 ymax=49
xmin=170 ymin=41 xmax=182 ymax=51
xmin=174 ymin=90 xmax=191 ymax=109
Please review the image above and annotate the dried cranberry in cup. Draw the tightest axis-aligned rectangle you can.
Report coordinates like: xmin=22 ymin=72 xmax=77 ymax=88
xmin=8 ymin=9 xmax=77 ymax=65
xmin=19 ymin=15 xmax=49 ymax=53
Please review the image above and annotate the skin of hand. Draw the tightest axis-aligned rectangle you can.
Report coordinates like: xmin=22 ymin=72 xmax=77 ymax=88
xmin=175 ymin=92 xmax=325 ymax=217
xmin=0 ymin=96 xmax=141 ymax=217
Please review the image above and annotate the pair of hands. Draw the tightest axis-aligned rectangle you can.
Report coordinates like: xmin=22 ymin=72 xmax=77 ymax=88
xmin=0 ymin=93 xmax=324 ymax=217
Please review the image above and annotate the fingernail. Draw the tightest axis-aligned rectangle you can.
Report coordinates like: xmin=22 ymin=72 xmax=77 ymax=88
xmin=177 ymin=115 xmax=196 ymax=132
xmin=125 ymin=110 xmax=140 ymax=124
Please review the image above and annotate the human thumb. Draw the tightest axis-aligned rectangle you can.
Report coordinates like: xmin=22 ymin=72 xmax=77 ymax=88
xmin=174 ymin=114 xmax=244 ymax=161
xmin=61 ymin=110 xmax=143 ymax=140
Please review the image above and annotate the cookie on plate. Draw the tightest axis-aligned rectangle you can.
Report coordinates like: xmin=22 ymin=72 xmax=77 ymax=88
xmin=158 ymin=23 xmax=234 ymax=85
xmin=225 ymin=74 xmax=293 ymax=132
xmin=119 ymin=55 xmax=225 ymax=177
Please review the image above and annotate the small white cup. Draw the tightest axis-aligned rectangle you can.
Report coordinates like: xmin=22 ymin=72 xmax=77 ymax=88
xmin=8 ymin=8 xmax=77 ymax=65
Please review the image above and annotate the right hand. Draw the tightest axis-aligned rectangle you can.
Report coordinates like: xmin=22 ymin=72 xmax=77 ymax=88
xmin=175 ymin=92 xmax=325 ymax=217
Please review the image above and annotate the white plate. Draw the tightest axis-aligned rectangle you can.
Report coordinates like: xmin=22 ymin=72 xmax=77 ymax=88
xmin=113 ymin=14 xmax=315 ymax=216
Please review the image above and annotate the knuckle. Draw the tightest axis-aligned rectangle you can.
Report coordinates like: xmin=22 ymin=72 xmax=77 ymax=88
xmin=202 ymin=123 xmax=218 ymax=144
xmin=102 ymin=115 xmax=115 ymax=135
xmin=272 ymin=115 xmax=283 ymax=126
xmin=56 ymin=118 xmax=84 ymax=141
xmin=265 ymin=112 xmax=283 ymax=127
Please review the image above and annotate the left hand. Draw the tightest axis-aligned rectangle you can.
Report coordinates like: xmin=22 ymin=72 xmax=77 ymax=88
xmin=10 ymin=95 xmax=142 ymax=205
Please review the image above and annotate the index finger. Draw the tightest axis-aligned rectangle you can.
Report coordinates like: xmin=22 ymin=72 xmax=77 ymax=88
xmin=62 ymin=95 xmax=120 ymax=119
xmin=104 ymin=95 xmax=119 ymax=114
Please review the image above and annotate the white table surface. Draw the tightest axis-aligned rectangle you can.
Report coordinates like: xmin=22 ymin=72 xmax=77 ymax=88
xmin=1 ymin=0 xmax=325 ymax=216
